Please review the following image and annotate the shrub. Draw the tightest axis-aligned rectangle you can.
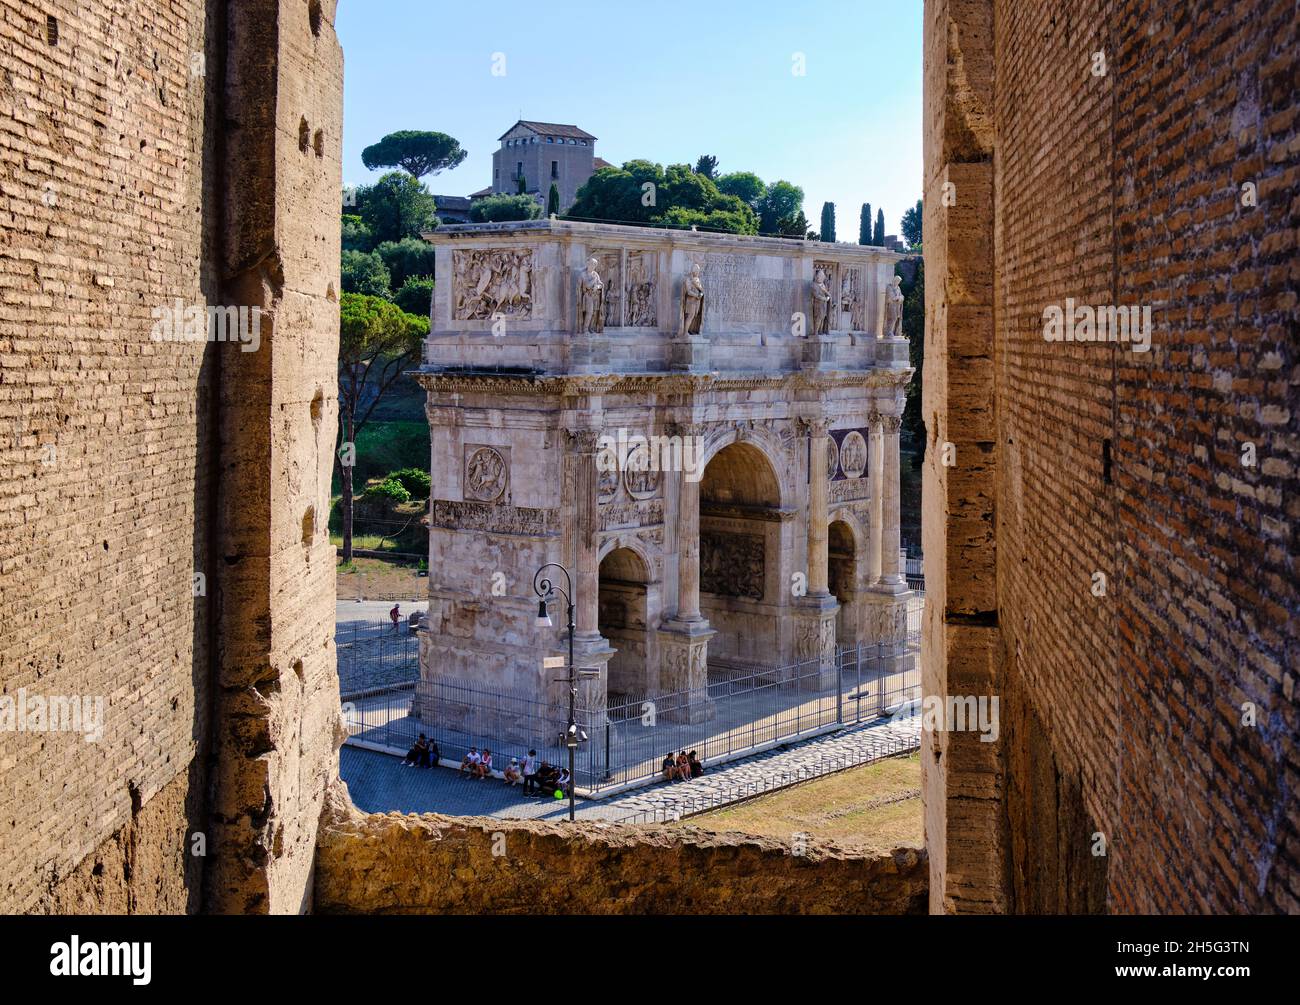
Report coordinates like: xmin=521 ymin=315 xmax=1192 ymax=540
xmin=361 ymin=477 xmax=411 ymax=506
xmin=389 ymin=467 xmax=431 ymax=498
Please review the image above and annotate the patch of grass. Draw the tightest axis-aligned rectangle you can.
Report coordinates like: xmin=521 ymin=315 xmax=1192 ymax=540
xmin=680 ymin=753 xmax=921 ymax=855
xmin=336 ymin=555 xmax=425 ymax=600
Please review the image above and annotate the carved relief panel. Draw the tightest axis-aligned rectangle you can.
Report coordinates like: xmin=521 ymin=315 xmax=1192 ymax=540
xmin=591 ymin=249 xmax=622 ymax=329
xmin=839 ymin=266 xmax=865 ymax=331
xmin=700 ymin=530 xmax=765 ymax=600
xmin=452 ymin=249 xmax=534 ymax=321
xmin=625 ymin=250 xmax=657 ymax=327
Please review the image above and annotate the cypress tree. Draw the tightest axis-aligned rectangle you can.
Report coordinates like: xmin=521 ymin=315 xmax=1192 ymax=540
xmin=820 ymin=201 xmax=836 ymax=243
xmin=859 ymin=203 xmax=872 ymax=244
xmin=546 ymin=182 xmax=560 ymax=218
xmin=873 ymin=207 xmax=885 ymax=246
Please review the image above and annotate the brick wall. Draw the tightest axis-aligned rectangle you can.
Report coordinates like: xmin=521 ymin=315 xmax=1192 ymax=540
xmin=0 ymin=0 xmax=344 ymax=914
xmin=924 ymin=0 xmax=1299 ymax=913
xmin=0 ymin=0 xmax=217 ymax=913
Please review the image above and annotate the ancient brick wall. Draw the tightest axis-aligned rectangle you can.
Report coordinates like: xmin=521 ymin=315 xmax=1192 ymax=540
xmin=313 ymin=785 xmax=928 ymax=915
xmin=0 ymin=0 xmax=344 ymax=914
xmin=0 ymin=0 xmax=218 ymax=913
xmin=924 ymin=0 xmax=1299 ymax=913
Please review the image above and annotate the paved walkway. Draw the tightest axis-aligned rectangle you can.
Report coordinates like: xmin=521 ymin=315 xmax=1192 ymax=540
xmin=340 ymin=711 xmax=920 ymax=823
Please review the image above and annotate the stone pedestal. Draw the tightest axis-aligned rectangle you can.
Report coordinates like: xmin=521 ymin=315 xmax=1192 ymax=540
xmin=800 ymin=333 xmax=838 ymax=371
xmin=656 ymin=622 xmax=716 ymax=723
xmin=669 ymin=334 xmax=710 ymax=372
xmin=862 ymin=591 xmax=913 ymax=680
xmin=793 ymin=595 xmax=839 ymax=690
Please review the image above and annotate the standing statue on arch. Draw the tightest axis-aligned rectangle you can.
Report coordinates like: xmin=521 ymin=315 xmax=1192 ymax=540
xmin=679 ymin=262 xmax=705 ymax=335
xmin=884 ymin=274 xmax=905 ymax=338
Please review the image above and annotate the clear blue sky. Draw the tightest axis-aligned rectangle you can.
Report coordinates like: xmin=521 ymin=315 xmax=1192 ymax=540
xmin=338 ymin=0 xmax=921 ymax=238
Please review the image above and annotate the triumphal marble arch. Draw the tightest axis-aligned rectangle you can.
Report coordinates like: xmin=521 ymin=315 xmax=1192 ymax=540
xmin=414 ymin=220 xmax=912 ymax=720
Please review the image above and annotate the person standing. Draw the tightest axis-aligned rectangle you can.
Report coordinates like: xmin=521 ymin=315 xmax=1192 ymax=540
xmin=522 ymin=749 xmax=540 ymax=795
xmin=390 ymin=603 xmax=401 ymax=633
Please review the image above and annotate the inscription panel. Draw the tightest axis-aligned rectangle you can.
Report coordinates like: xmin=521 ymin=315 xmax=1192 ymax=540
xmin=701 ymin=253 xmax=798 ymax=328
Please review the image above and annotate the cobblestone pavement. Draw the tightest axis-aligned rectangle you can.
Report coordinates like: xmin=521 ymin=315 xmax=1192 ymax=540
xmin=336 ymin=600 xmax=427 ymax=694
xmin=340 ymin=711 xmax=921 ymax=823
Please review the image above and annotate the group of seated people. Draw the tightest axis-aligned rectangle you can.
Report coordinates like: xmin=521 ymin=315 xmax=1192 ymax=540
xmin=401 ymin=733 xmax=440 ymax=768
xmin=401 ymin=737 xmax=574 ymax=796
xmin=662 ymin=749 xmax=704 ymax=782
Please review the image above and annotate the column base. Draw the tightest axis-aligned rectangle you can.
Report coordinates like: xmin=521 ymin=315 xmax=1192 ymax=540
xmin=656 ymin=622 xmax=716 ymax=723
xmin=869 ymin=576 xmax=911 ymax=597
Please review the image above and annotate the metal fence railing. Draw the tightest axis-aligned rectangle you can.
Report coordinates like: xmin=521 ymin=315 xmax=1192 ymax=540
xmin=337 ymin=618 xmax=421 ymax=697
xmin=612 ymin=733 xmax=920 ymax=823
xmin=342 ymin=637 xmax=921 ymax=794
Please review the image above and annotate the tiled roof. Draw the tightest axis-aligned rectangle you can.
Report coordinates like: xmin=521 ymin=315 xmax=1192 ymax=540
xmin=593 ymin=156 xmax=613 ymax=169
xmin=499 ymin=120 xmax=596 ymax=141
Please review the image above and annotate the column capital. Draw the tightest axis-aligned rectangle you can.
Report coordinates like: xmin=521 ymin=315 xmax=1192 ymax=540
xmin=665 ymin=420 xmax=707 ymax=439
xmin=796 ymin=415 xmax=831 ymax=438
xmin=881 ymin=414 xmax=903 ymax=434
xmin=563 ymin=427 xmax=601 ymax=454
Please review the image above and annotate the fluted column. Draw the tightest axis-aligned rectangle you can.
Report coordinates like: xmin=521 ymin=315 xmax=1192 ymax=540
xmin=867 ymin=411 xmax=885 ymax=585
xmin=671 ymin=421 xmax=705 ymax=622
xmin=803 ymin=417 xmax=832 ymax=596
xmin=565 ymin=428 xmax=601 ymax=636
xmin=878 ymin=413 xmax=905 ymax=589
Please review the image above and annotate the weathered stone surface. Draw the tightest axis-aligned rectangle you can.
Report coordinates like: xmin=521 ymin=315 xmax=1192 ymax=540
xmin=313 ymin=784 xmax=927 ymax=915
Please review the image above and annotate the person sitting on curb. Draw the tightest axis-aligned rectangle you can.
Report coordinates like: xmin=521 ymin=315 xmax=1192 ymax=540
xmin=402 ymin=734 xmax=430 ymax=768
xmin=555 ymin=766 xmax=572 ymax=795
xmin=662 ymin=752 xmax=677 ymax=782
xmin=503 ymin=757 xmax=522 ymax=786
xmin=676 ymin=750 xmax=692 ymax=782
xmin=688 ymin=750 xmax=704 ymax=778
xmin=459 ymin=747 xmax=481 ymax=777
xmin=474 ymin=748 xmax=493 ymax=780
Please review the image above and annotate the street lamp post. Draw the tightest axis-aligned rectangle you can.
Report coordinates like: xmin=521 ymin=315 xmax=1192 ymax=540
xmin=532 ymin=562 xmax=579 ymax=822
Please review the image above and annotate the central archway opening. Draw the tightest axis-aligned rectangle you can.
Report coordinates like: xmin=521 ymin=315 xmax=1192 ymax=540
xmin=698 ymin=441 xmax=784 ymax=672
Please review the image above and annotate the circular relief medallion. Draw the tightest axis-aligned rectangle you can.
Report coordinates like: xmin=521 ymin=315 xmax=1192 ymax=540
xmin=464 ymin=446 xmax=507 ymax=502
xmin=623 ymin=444 xmax=661 ymax=498
xmin=826 ymin=437 xmax=840 ymax=480
xmin=839 ymin=430 xmax=867 ymax=479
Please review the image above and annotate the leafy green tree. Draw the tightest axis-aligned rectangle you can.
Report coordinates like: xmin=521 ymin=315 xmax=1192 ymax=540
xmin=361 ymin=130 xmax=467 ymax=181
xmin=716 ymin=171 xmax=767 ymax=213
xmin=659 ymin=204 xmax=758 ymax=235
xmin=337 ymin=293 xmax=428 ymax=562
xmin=547 ymin=182 xmax=560 ymax=217
xmin=694 ymin=154 xmax=718 ymax=179
xmin=776 ymin=209 xmax=810 ymax=238
xmin=393 ymin=276 xmax=434 ymax=316
xmin=469 ymin=193 xmax=542 ymax=223
xmin=901 ymin=199 xmax=923 ymax=249
xmin=341 ymin=249 xmax=392 ymax=299
xmin=874 ymin=208 xmax=885 ymax=246
xmin=820 ymin=202 xmax=836 ymax=242
xmin=569 ymin=160 xmax=664 ymax=224
xmin=859 ymin=203 xmax=872 ymax=245
xmin=375 ymin=237 xmax=436 ymax=290
xmin=342 ymin=214 xmax=375 ymax=253
xmin=758 ymin=180 xmax=804 ymax=234
xmin=357 ymin=171 xmax=438 ymax=245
